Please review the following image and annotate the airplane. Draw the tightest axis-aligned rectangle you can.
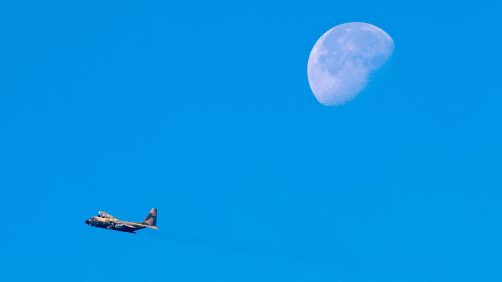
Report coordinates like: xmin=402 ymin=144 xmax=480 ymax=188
xmin=85 ymin=208 xmax=158 ymax=233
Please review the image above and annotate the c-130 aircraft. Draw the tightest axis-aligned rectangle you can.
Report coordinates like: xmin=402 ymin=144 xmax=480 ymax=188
xmin=85 ymin=208 xmax=158 ymax=233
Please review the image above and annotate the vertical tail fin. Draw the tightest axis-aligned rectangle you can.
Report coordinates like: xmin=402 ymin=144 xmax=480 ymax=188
xmin=143 ymin=208 xmax=157 ymax=227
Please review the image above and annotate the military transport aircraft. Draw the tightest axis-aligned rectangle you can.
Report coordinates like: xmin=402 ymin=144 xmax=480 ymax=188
xmin=85 ymin=208 xmax=158 ymax=233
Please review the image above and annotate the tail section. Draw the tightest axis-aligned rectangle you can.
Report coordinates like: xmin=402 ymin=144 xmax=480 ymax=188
xmin=143 ymin=208 xmax=158 ymax=229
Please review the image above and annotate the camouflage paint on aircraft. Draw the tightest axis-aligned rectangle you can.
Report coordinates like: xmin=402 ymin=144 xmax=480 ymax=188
xmin=85 ymin=208 xmax=158 ymax=234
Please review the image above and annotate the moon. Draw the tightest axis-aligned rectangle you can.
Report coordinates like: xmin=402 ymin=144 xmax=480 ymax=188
xmin=307 ymin=22 xmax=394 ymax=106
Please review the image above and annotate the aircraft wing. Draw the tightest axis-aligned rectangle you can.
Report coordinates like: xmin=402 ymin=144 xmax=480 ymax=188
xmin=98 ymin=211 xmax=117 ymax=219
xmin=134 ymin=223 xmax=159 ymax=230
xmin=120 ymin=223 xmax=138 ymax=229
xmin=119 ymin=221 xmax=159 ymax=230
xmin=116 ymin=221 xmax=158 ymax=230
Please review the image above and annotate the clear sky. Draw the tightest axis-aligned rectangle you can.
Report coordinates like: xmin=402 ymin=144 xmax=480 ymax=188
xmin=1 ymin=0 xmax=501 ymax=281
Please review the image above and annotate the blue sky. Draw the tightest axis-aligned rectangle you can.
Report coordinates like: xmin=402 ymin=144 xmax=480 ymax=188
xmin=1 ymin=0 xmax=501 ymax=281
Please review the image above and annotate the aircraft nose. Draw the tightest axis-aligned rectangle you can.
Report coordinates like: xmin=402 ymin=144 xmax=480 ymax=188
xmin=84 ymin=219 xmax=89 ymax=224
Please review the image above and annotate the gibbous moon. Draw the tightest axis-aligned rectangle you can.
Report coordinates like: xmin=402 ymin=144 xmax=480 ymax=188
xmin=307 ymin=22 xmax=394 ymax=106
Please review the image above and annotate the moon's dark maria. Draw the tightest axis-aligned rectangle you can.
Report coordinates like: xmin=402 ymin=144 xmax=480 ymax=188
xmin=307 ymin=22 xmax=394 ymax=106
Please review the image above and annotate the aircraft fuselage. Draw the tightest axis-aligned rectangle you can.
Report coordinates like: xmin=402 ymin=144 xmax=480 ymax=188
xmin=85 ymin=217 xmax=139 ymax=233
